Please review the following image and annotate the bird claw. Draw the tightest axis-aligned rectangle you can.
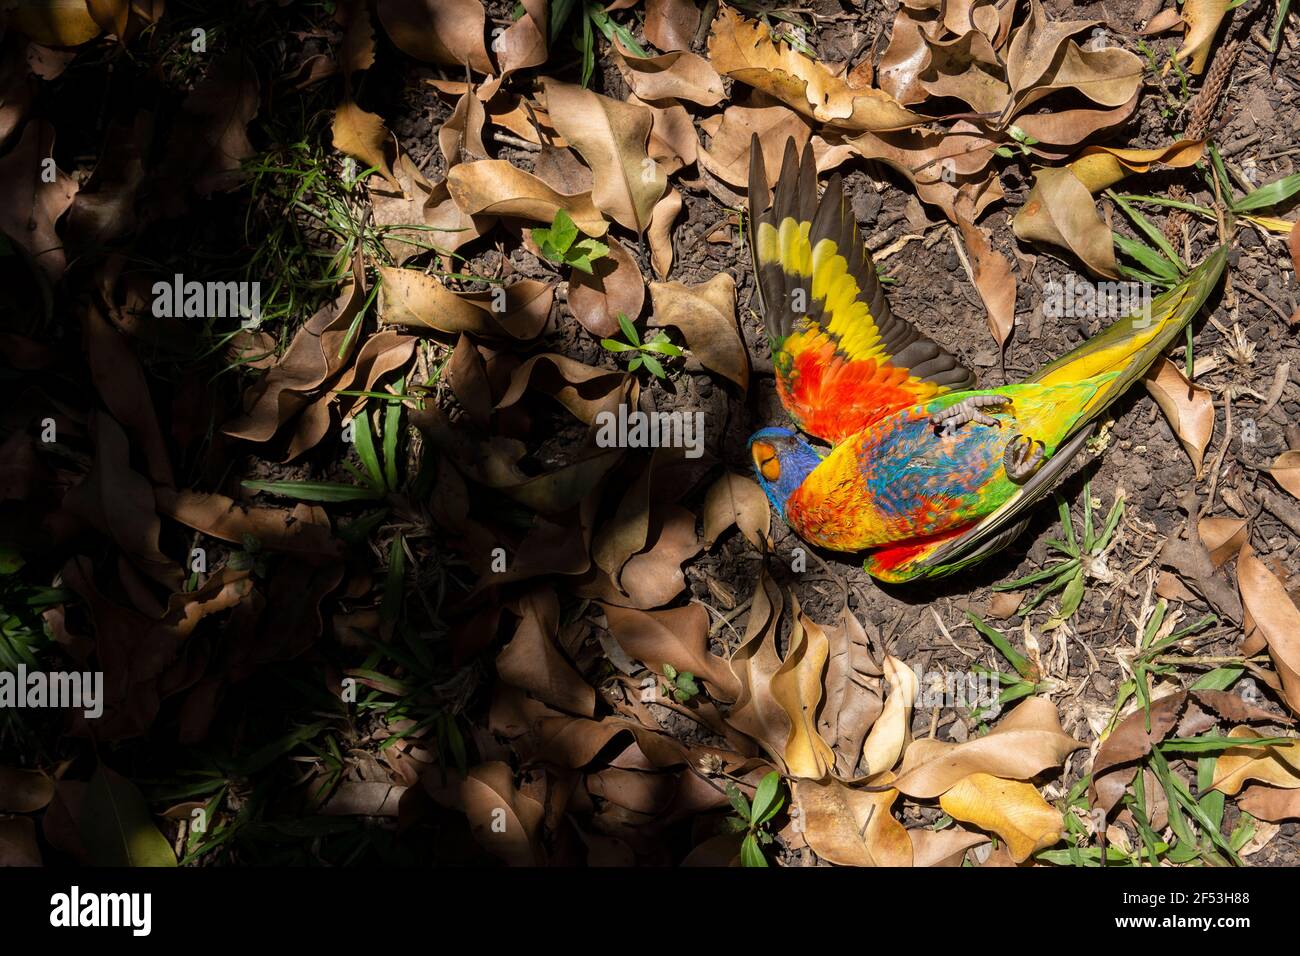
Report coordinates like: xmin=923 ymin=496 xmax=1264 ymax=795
xmin=1004 ymin=434 xmax=1046 ymax=482
xmin=931 ymin=395 xmax=1011 ymax=437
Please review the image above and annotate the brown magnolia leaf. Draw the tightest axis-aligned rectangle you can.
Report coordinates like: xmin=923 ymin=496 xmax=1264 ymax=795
xmin=368 ymin=152 xmax=438 ymax=262
xmin=462 ymin=761 xmax=546 ymax=866
xmin=602 ymin=603 xmax=739 ymax=700
xmin=161 ymin=52 xmax=260 ymax=197
xmin=1238 ymin=785 xmax=1300 ymax=821
xmin=439 ymin=88 xmax=487 ymax=168
xmin=446 ymin=159 xmax=608 ymax=235
xmin=1144 ymin=357 xmax=1214 ymax=477
xmin=0 ymin=767 xmax=55 ymax=812
xmin=891 ymin=697 xmax=1084 ymax=798
xmin=612 ymin=42 xmax=724 ymax=106
xmin=494 ymin=352 xmax=631 ymax=425
xmin=496 ymin=590 xmax=596 ymax=717
xmin=1237 ymin=545 xmax=1300 ymax=716
xmin=1069 ymin=140 xmax=1206 ymax=193
xmin=795 ymin=776 xmax=912 ymax=866
xmin=332 ymin=98 xmax=401 ymax=190
xmin=1210 ymin=727 xmax=1300 ymax=795
xmin=543 ymin=79 xmax=666 ymax=235
xmin=1175 ymin=0 xmax=1229 ymax=73
xmin=648 ymin=187 xmax=682 ymax=279
xmin=648 ymin=274 xmax=748 ymax=391
xmin=1198 ymin=516 xmax=1248 ymax=569
xmin=910 ymin=826 xmax=991 ymax=867
xmin=634 ymin=94 xmax=698 ymax=175
xmin=157 ymin=489 xmax=342 ymax=561
xmin=575 ymin=503 xmax=701 ymax=609
xmin=707 ymin=7 xmax=922 ymax=132
xmin=493 ymin=0 xmax=547 ymax=78
xmin=1142 ymin=8 xmax=1186 ymax=34
xmin=876 ymin=10 xmax=934 ymax=104
xmin=645 ymin=0 xmax=701 ymax=52
xmin=767 ymin=600 xmax=837 ymax=779
xmin=0 ymin=120 xmax=78 ymax=281
xmin=11 ymin=0 xmax=102 ymax=46
xmin=1013 ymin=92 xmax=1141 ymax=148
xmin=378 ymin=267 xmax=553 ymax=341
xmin=820 ymin=607 xmax=883 ymax=777
xmin=940 ymin=774 xmax=1064 ymax=862
xmin=697 ymin=104 xmax=812 ymax=189
xmin=0 ymin=817 xmax=41 ymax=867
xmin=339 ymin=0 xmax=376 ymax=77
xmin=702 ymin=472 xmax=770 ymax=550
xmin=375 ymin=0 xmax=492 ymax=74
xmin=1269 ymin=449 xmax=1300 ymax=500
xmin=1012 ymin=166 xmax=1118 ymax=278
xmin=955 ymin=211 xmax=1016 ymax=348
xmin=568 ymin=236 xmax=645 ymax=338
xmin=861 ymin=655 xmax=919 ymax=778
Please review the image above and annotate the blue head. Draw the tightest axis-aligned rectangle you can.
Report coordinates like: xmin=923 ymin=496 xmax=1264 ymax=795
xmin=748 ymin=427 xmax=824 ymax=520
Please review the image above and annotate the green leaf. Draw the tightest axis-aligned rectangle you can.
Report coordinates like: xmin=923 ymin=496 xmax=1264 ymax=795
xmin=617 ymin=311 xmax=640 ymax=346
xmin=726 ymin=783 xmax=751 ymax=820
xmin=1232 ymin=172 xmax=1300 ymax=212
xmin=740 ymin=832 xmax=768 ymax=867
xmin=600 ymin=338 xmax=637 ymax=352
xmin=641 ymin=335 xmax=683 ymax=357
xmin=550 ymin=208 xmax=578 ymax=252
xmin=550 ymin=0 xmax=579 ymax=41
xmin=241 ymin=479 xmax=379 ymax=502
xmin=640 ymin=353 xmax=667 ymax=379
xmin=662 ymin=662 xmax=677 ymax=680
xmin=380 ymin=534 xmax=405 ymax=624
xmin=750 ymin=772 xmax=781 ymax=825
xmin=627 ymin=356 xmax=643 ymax=372
xmin=1113 ymin=234 xmax=1180 ymax=282
xmin=966 ymin=612 xmax=1034 ymax=679
xmin=352 ymin=409 xmax=385 ymax=492
xmin=1190 ymin=665 xmax=1244 ymax=691
xmin=1108 ymin=190 xmax=1184 ymax=271
xmin=382 ymin=378 xmax=404 ymax=492
xmin=81 ymin=765 xmax=177 ymax=867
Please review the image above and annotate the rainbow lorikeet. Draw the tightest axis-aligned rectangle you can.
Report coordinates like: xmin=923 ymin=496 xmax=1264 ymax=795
xmin=746 ymin=137 xmax=1226 ymax=582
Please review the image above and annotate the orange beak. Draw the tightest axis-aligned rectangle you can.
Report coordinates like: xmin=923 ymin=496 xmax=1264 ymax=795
xmin=752 ymin=441 xmax=780 ymax=482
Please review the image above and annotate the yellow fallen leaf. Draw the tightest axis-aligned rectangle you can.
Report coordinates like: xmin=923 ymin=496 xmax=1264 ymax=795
xmin=1013 ymin=165 xmax=1118 ymax=277
xmin=11 ymin=0 xmax=102 ymax=46
xmin=1269 ymin=449 xmax=1300 ymax=500
xmin=1069 ymin=139 xmax=1205 ymax=193
xmin=332 ymin=98 xmax=401 ymax=190
xmin=770 ymin=601 xmax=836 ymax=779
xmin=940 ymin=773 xmax=1064 ymax=862
xmin=1210 ymin=726 xmax=1300 ymax=795
xmin=1237 ymin=545 xmax=1300 ymax=716
xmin=861 ymin=655 xmax=918 ymax=778
xmin=795 ymin=776 xmax=913 ymax=866
xmin=1174 ymin=0 xmax=1230 ymax=74
xmin=446 ymin=159 xmax=607 ymax=235
xmin=1144 ymin=357 xmax=1214 ymax=477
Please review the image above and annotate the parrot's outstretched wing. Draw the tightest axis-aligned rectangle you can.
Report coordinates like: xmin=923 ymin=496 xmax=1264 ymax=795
xmin=748 ymin=136 xmax=975 ymax=445
xmin=870 ymin=246 xmax=1228 ymax=582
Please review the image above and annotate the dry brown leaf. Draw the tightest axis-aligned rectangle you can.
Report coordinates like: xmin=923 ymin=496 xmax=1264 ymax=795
xmin=439 ymin=88 xmax=488 ymax=168
xmin=1268 ymin=449 xmax=1300 ymax=500
xmin=648 ymin=187 xmax=682 ymax=279
xmin=702 ymin=472 xmax=770 ymax=550
xmin=0 ymin=120 xmax=78 ymax=281
xmin=0 ymin=817 xmax=40 ymax=867
xmin=378 ymin=266 xmax=554 ymax=341
xmin=574 ymin=503 xmax=701 ymax=609
xmin=496 ymin=590 xmax=596 ymax=716
xmin=11 ymin=0 xmax=102 ymax=46
xmin=795 ymin=776 xmax=912 ymax=866
xmin=375 ymin=0 xmax=492 ymax=73
xmin=493 ymin=0 xmax=547 ymax=78
xmin=1069 ymin=140 xmax=1206 ymax=193
xmin=909 ymin=826 xmax=991 ymax=867
xmin=1174 ymin=0 xmax=1229 ymax=73
xmin=1210 ymin=727 xmax=1300 ymax=795
xmin=462 ymin=761 xmax=546 ymax=865
xmin=707 ymin=7 xmax=922 ymax=132
xmin=0 ymin=767 xmax=55 ymax=812
xmin=1198 ymin=516 xmax=1248 ymax=569
xmin=1012 ymin=165 xmax=1118 ymax=278
xmin=446 ymin=159 xmax=608 ymax=235
xmin=1238 ymin=785 xmax=1300 ymax=821
xmin=543 ymin=79 xmax=666 ymax=235
xmin=891 ymin=697 xmax=1084 ymax=798
xmin=648 ymin=274 xmax=748 ymax=391
xmin=613 ymin=42 xmax=723 ymax=106
xmin=332 ymin=98 xmax=401 ymax=190
xmin=1237 ymin=545 xmax=1300 ymax=716
xmin=602 ymin=603 xmax=740 ymax=701
xmin=1144 ymin=357 xmax=1214 ymax=477
xmin=568 ymin=236 xmax=645 ymax=338
xmin=861 ymin=655 xmax=918 ymax=778
xmin=645 ymin=0 xmax=701 ymax=52
xmin=157 ymin=489 xmax=342 ymax=562
xmin=494 ymin=352 xmax=631 ymax=425
xmin=697 ymin=104 xmax=812 ymax=189
xmin=940 ymin=773 xmax=1064 ymax=862
xmin=955 ymin=210 xmax=1016 ymax=348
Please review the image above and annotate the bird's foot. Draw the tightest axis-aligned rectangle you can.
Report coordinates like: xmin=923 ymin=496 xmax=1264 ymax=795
xmin=1004 ymin=434 xmax=1046 ymax=482
xmin=931 ymin=395 xmax=1010 ymax=436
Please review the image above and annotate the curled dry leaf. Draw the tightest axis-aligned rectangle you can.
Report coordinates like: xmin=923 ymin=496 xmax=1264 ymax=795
xmin=1237 ymin=545 xmax=1300 ymax=716
xmin=447 ymin=159 xmax=608 ymax=235
xmin=0 ymin=767 xmax=55 ymax=813
xmin=697 ymin=104 xmax=812 ymax=189
xmin=645 ymin=0 xmax=701 ymax=52
xmin=891 ymin=697 xmax=1084 ymax=799
xmin=494 ymin=352 xmax=632 ymax=426
xmin=493 ymin=0 xmax=547 ymax=79
xmin=377 ymin=266 xmax=554 ymax=341
xmin=1144 ymin=357 xmax=1214 ymax=477
xmin=1269 ymin=450 xmax=1300 ymax=500
xmin=0 ymin=120 xmax=78 ymax=281
xmin=575 ymin=503 xmax=702 ymax=609
xmin=612 ymin=42 xmax=724 ymax=106
xmin=648 ymin=274 xmax=748 ymax=391
xmin=954 ymin=209 xmax=1016 ymax=348
xmin=707 ymin=7 xmax=922 ymax=132
xmin=375 ymin=0 xmax=492 ymax=74
xmin=1012 ymin=166 xmax=1118 ymax=278
xmin=702 ymin=472 xmax=770 ymax=550
xmin=940 ymin=773 xmax=1064 ymax=862
xmin=543 ymin=79 xmax=666 ymax=235
xmin=1175 ymin=0 xmax=1230 ymax=74
xmin=496 ymin=589 xmax=595 ymax=717
xmin=1198 ymin=515 xmax=1248 ymax=569
xmin=439 ymin=88 xmax=488 ymax=168
xmin=1238 ymin=785 xmax=1300 ymax=822
xmin=861 ymin=655 xmax=918 ymax=778
xmin=462 ymin=761 xmax=546 ymax=866
xmin=1069 ymin=140 xmax=1206 ymax=193
xmin=601 ymin=603 xmax=739 ymax=700
xmin=568 ymin=236 xmax=645 ymax=338
xmin=156 ymin=489 xmax=342 ymax=562
xmin=648 ymin=187 xmax=682 ymax=279
xmin=11 ymin=0 xmax=103 ymax=46
xmin=795 ymin=776 xmax=912 ymax=866
xmin=1210 ymin=727 xmax=1300 ymax=795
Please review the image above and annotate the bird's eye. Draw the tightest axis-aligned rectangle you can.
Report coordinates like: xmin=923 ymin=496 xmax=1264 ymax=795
xmin=752 ymin=441 xmax=780 ymax=482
